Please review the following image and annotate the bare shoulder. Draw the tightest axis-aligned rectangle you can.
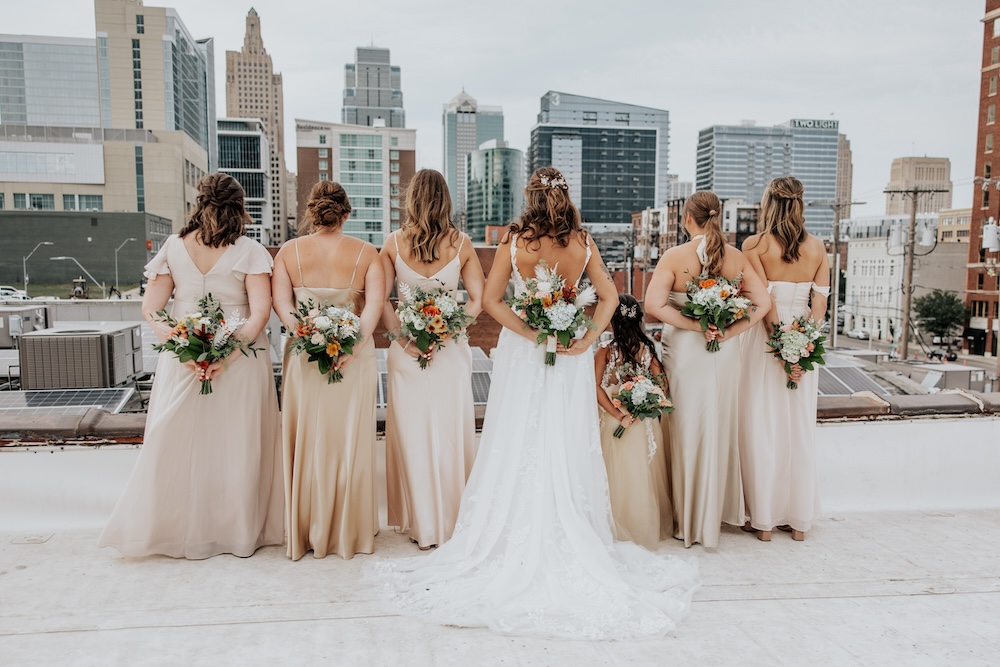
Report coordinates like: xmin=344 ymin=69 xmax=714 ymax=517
xmin=741 ymin=233 xmax=765 ymax=254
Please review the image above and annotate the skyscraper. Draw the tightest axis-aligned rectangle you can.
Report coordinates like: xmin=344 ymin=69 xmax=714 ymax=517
xmin=217 ymin=118 xmax=272 ymax=244
xmin=837 ymin=134 xmax=854 ymax=219
xmin=696 ymin=119 xmax=840 ymax=238
xmin=465 ymin=140 xmax=523 ymax=243
xmin=226 ymin=8 xmax=288 ymax=244
xmin=884 ymin=157 xmax=952 ymax=215
xmin=442 ymin=90 xmax=504 ymax=218
xmin=342 ymin=47 xmax=404 ymax=128
xmin=295 ymin=118 xmax=415 ymax=245
xmin=528 ymin=91 xmax=669 ymax=227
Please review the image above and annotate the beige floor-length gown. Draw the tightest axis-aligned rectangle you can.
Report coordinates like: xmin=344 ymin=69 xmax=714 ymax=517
xmin=282 ymin=242 xmax=377 ymax=560
xmin=598 ymin=343 xmax=672 ymax=550
xmin=99 ymin=234 xmax=284 ymax=559
xmin=739 ymin=281 xmax=826 ymax=532
xmin=662 ymin=291 xmax=745 ymax=548
xmin=385 ymin=235 xmax=476 ymax=548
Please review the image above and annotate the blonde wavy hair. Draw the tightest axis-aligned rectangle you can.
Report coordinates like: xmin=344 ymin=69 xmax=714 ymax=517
xmin=402 ymin=169 xmax=459 ymax=263
xmin=684 ymin=191 xmax=727 ymax=276
xmin=759 ymin=176 xmax=807 ymax=263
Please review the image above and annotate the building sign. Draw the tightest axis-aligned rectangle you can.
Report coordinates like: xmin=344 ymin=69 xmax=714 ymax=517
xmin=791 ymin=119 xmax=839 ymax=130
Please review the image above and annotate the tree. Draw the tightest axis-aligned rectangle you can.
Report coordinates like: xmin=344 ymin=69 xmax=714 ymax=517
xmin=913 ymin=289 xmax=967 ymax=342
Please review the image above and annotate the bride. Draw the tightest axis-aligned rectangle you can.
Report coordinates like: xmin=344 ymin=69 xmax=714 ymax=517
xmin=371 ymin=167 xmax=699 ymax=640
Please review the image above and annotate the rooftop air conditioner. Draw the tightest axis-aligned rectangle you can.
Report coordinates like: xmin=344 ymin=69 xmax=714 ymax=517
xmin=18 ymin=323 xmax=142 ymax=389
xmin=0 ymin=305 xmax=50 ymax=349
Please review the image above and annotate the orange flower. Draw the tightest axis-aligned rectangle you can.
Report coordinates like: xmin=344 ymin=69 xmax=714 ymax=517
xmin=326 ymin=341 xmax=341 ymax=358
xmin=719 ymin=289 xmax=731 ymax=299
xmin=542 ymin=296 xmax=553 ymax=308
xmin=699 ymin=279 xmax=717 ymax=289
xmin=562 ymin=285 xmax=576 ymax=302
xmin=734 ymin=308 xmax=745 ymax=319
xmin=421 ymin=305 xmax=441 ymax=317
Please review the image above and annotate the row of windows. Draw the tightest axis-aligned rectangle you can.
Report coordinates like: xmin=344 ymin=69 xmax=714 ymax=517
xmin=4 ymin=193 xmax=55 ymax=210
xmin=184 ymin=159 xmax=205 ymax=188
xmin=340 ymin=134 xmax=382 ymax=147
xmin=62 ymin=194 xmax=104 ymax=211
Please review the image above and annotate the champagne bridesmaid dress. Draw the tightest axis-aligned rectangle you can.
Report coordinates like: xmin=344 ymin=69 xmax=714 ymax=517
xmin=597 ymin=343 xmax=672 ymax=550
xmin=739 ymin=281 xmax=828 ymax=533
xmin=385 ymin=235 xmax=476 ymax=548
xmin=99 ymin=235 xmax=284 ymax=559
xmin=662 ymin=289 xmax=745 ymax=548
xmin=282 ymin=241 xmax=377 ymax=560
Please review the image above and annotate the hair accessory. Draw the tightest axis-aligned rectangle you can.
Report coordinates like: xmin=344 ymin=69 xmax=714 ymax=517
xmin=708 ymin=209 xmax=717 ymax=216
xmin=539 ymin=175 xmax=569 ymax=190
xmin=618 ymin=303 xmax=638 ymax=319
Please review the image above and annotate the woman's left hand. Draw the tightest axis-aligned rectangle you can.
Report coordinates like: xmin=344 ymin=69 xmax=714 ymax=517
xmin=556 ymin=338 xmax=591 ymax=356
xmin=198 ymin=360 xmax=226 ymax=381
xmin=703 ymin=325 xmax=723 ymax=344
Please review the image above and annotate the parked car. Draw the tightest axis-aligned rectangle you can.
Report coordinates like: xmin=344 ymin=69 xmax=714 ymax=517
xmin=928 ymin=348 xmax=958 ymax=362
xmin=0 ymin=285 xmax=28 ymax=300
xmin=846 ymin=328 xmax=870 ymax=340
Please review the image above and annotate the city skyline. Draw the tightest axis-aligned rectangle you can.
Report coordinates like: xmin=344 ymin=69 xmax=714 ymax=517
xmin=2 ymin=1 xmax=982 ymax=218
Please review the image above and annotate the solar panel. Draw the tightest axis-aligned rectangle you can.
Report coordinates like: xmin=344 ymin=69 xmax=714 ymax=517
xmin=0 ymin=388 xmax=134 ymax=416
xmin=817 ymin=366 xmax=889 ymax=396
xmin=471 ymin=372 xmax=492 ymax=405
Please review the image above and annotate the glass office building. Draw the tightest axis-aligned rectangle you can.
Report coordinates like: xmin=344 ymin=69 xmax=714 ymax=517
xmin=465 ymin=140 xmax=523 ymax=243
xmin=528 ymin=92 xmax=669 ymax=227
xmin=218 ymin=118 xmax=271 ymax=243
xmin=342 ymin=47 xmax=405 ymax=129
xmin=0 ymin=35 xmax=100 ymax=127
xmin=442 ymin=90 xmax=504 ymax=216
xmin=696 ymin=119 xmax=840 ymax=238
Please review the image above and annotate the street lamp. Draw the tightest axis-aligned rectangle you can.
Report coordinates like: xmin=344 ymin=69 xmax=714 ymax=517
xmin=114 ymin=238 xmax=137 ymax=296
xmin=49 ymin=256 xmax=107 ymax=299
xmin=22 ymin=241 xmax=54 ymax=297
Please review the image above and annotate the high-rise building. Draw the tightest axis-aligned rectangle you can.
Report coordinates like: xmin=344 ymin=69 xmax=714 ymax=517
xmin=665 ymin=174 xmax=692 ymax=200
xmin=967 ymin=1 xmax=1000 ymax=358
xmin=442 ymin=90 xmax=504 ymax=219
xmin=837 ymin=134 xmax=854 ymax=219
xmin=884 ymin=157 xmax=953 ymax=215
xmin=225 ymin=9 xmax=287 ymax=244
xmin=342 ymin=47 xmax=404 ymax=129
xmin=0 ymin=35 xmax=101 ymax=127
xmin=94 ymin=0 xmax=216 ymax=169
xmin=217 ymin=118 xmax=272 ymax=244
xmin=295 ymin=118 xmax=415 ymax=244
xmin=528 ymin=91 xmax=669 ymax=229
xmin=465 ymin=140 xmax=523 ymax=244
xmin=696 ymin=118 xmax=840 ymax=238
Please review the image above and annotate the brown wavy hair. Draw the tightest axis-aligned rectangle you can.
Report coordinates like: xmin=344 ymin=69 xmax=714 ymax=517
xmin=509 ymin=166 xmax=584 ymax=248
xmin=402 ymin=169 xmax=459 ymax=263
xmin=684 ymin=191 xmax=727 ymax=276
xmin=178 ymin=173 xmax=250 ymax=247
xmin=301 ymin=181 xmax=352 ymax=234
xmin=759 ymin=176 xmax=807 ymax=263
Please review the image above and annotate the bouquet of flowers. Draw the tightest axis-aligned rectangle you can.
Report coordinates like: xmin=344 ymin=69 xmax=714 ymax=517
xmin=766 ymin=315 xmax=827 ymax=389
xmin=509 ymin=262 xmax=596 ymax=365
xmin=288 ymin=299 xmax=362 ymax=383
xmin=391 ymin=283 xmax=473 ymax=370
xmin=610 ymin=366 xmax=674 ymax=461
xmin=153 ymin=293 xmax=261 ymax=395
xmin=680 ymin=273 xmax=753 ymax=352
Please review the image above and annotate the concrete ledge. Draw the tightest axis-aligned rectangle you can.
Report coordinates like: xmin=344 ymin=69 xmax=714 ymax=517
xmin=886 ymin=393 xmax=984 ymax=417
xmin=979 ymin=392 xmax=1000 ymax=412
xmin=816 ymin=395 xmax=890 ymax=420
xmin=0 ymin=408 xmax=145 ymax=441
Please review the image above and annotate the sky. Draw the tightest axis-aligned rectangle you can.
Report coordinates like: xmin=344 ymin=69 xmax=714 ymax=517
xmin=2 ymin=0 xmax=985 ymax=217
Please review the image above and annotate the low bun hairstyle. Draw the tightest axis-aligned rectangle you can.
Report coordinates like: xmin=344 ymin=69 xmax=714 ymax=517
xmin=684 ymin=190 xmax=726 ymax=276
xmin=610 ymin=294 xmax=658 ymax=371
xmin=759 ymin=176 xmax=807 ymax=263
xmin=178 ymin=173 xmax=250 ymax=247
xmin=510 ymin=166 xmax=583 ymax=248
xmin=302 ymin=181 xmax=352 ymax=234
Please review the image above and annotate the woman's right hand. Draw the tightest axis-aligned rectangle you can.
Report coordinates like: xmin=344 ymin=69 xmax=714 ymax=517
xmin=703 ymin=325 xmax=722 ymax=344
xmin=182 ymin=360 xmax=201 ymax=376
xmin=618 ymin=411 xmax=635 ymax=429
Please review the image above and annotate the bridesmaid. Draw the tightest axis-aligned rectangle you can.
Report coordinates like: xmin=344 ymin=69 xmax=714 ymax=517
xmin=594 ymin=294 xmax=672 ymax=550
xmin=99 ymin=173 xmax=283 ymax=559
xmin=739 ymin=177 xmax=830 ymax=541
xmin=272 ymin=181 xmax=385 ymax=560
xmin=645 ymin=191 xmax=770 ymax=548
xmin=381 ymin=169 xmax=484 ymax=550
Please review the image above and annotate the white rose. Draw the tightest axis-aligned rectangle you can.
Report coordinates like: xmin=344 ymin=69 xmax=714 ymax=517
xmin=313 ymin=315 xmax=332 ymax=330
xmin=310 ymin=333 xmax=325 ymax=345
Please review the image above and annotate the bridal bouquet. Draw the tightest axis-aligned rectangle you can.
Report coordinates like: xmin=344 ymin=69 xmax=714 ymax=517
xmin=153 ymin=293 xmax=262 ymax=395
xmin=611 ymin=367 xmax=673 ymax=461
xmin=391 ymin=283 xmax=473 ymax=369
xmin=509 ymin=262 xmax=596 ymax=365
xmin=680 ymin=273 xmax=753 ymax=352
xmin=766 ymin=315 xmax=826 ymax=389
xmin=289 ymin=299 xmax=362 ymax=383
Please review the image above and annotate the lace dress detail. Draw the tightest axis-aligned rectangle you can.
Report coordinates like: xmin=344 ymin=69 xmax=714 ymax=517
xmin=601 ymin=344 xmax=658 ymax=462
xmin=368 ymin=235 xmax=697 ymax=640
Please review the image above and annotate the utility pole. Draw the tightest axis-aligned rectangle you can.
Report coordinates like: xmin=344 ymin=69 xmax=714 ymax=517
xmin=807 ymin=199 xmax=865 ymax=349
xmin=883 ymin=186 xmax=950 ymax=361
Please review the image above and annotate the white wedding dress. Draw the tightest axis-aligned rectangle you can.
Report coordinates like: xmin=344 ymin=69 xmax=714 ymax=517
xmin=370 ymin=238 xmax=699 ymax=640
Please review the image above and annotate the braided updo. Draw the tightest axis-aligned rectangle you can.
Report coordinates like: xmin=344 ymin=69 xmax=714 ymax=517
xmin=759 ymin=176 xmax=806 ymax=263
xmin=178 ymin=173 xmax=250 ymax=247
xmin=301 ymin=181 xmax=352 ymax=234
xmin=510 ymin=166 xmax=583 ymax=248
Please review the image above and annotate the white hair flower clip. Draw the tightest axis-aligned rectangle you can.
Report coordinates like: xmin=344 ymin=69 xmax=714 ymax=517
xmin=539 ymin=175 xmax=568 ymax=190
xmin=619 ymin=303 xmax=638 ymax=318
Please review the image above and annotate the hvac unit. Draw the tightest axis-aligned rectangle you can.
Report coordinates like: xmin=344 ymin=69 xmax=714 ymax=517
xmin=0 ymin=305 xmax=50 ymax=349
xmin=18 ymin=323 xmax=143 ymax=389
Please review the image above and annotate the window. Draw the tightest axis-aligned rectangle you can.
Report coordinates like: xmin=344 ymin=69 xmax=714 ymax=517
xmin=991 ymin=105 xmax=996 ymax=125
xmin=987 ymin=134 xmax=994 ymax=152
xmin=319 ymin=135 xmax=327 ymax=145
xmin=993 ymin=46 xmax=999 ymax=65
xmin=984 ymin=189 xmax=991 ymax=209
xmin=390 ymin=174 xmax=399 ymax=184
xmin=987 ymin=164 xmax=993 ymax=179
xmin=136 ymin=14 xmax=144 ymax=33
xmin=391 ymin=137 xmax=398 ymax=147
xmin=14 ymin=193 xmax=26 ymax=209
xmin=994 ymin=19 xmax=1000 ymax=37
xmin=80 ymin=195 xmax=103 ymax=211
xmin=29 ymin=194 xmax=55 ymax=210
xmin=0 ymin=193 xmax=4 ymax=210
xmin=318 ymin=160 xmax=328 ymax=170
xmin=318 ymin=148 xmax=328 ymax=158
xmin=991 ymin=76 xmax=997 ymax=96
xmin=979 ymin=273 xmax=986 ymax=290
xmin=63 ymin=194 xmax=77 ymax=210
xmin=319 ymin=172 xmax=328 ymax=181
xmin=390 ymin=150 xmax=399 ymax=160
xmin=391 ymin=210 xmax=400 ymax=220
xmin=390 ymin=163 xmax=399 ymax=172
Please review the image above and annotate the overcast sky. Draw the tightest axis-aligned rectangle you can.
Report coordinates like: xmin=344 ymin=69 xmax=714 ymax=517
xmin=4 ymin=0 xmax=984 ymax=216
